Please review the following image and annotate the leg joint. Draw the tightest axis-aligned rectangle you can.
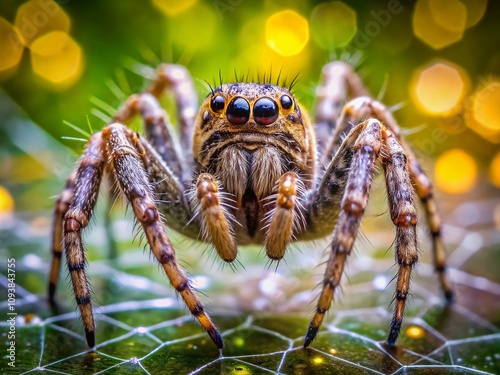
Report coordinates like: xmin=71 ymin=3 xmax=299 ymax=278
xmin=191 ymin=303 xmax=204 ymax=316
xmin=64 ymin=217 xmax=82 ymax=232
xmin=176 ymin=279 xmax=189 ymax=293
xmin=76 ymin=295 xmax=91 ymax=305
xmin=398 ymin=256 xmax=418 ymax=267
xmin=68 ymin=262 xmax=85 ymax=272
xmin=396 ymin=291 xmax=407 ymax=301
xmin=159 ymin=250 xmax=175 ymax=265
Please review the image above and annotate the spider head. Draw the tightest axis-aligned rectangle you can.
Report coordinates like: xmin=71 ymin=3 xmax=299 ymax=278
xmin=192 ymin=83 xmax=316 ymax=201
xmin=193 ymin=83 xmax=315 ymax=169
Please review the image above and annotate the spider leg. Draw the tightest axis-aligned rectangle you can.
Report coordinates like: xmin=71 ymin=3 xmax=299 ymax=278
xmin=114 ymin=93 xmax=189 ymax=182
xmin=409 ymin=159 xmax=454 ymax=302
xmin=102 ymin=123 xmax=223 ymax=348
xmin=265 ymin=172 xmax=305 ymax=260
xmin=382 ymin=127 xmax=419 ymax=346
xmin=148 ymin=64 xmax=198 ymax=154
xmin=192 ymin=173 xmax=238 ymax=262
xmin=314 ymin=61 xmax=369 ymax=155
xmin=48 ymin=171 xmax=76 ymax=304
xmin=304 ymin=119 xmax=383 ymax=347
xmin=300 ymin=126 xmax=363 ymax=240
xmin=63 ymin=133 xmax=107 ymax=347
xmin=325 ymin=96 xmax=454 ymax=302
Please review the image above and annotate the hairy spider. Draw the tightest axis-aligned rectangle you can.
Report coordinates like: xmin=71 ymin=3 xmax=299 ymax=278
xmin=48 ymin=61 xmax=454 ymax=350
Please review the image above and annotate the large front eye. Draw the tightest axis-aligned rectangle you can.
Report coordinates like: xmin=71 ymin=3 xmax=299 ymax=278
xmin=210 ymin=95 xmax=225 ymax=112
xmin=227 ymin=97 xmax=250 ymax=125
xmin=254 ymin=97 xmax=279 ymax=125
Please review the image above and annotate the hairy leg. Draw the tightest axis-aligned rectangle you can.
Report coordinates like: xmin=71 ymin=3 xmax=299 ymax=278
xmin=382 ymin=128 xmax=419 ymax=346
xmin=113 ymin=93 xmax=189 ymax=181
xmin=324 ymin=96 xmax=454 ymax=302
xmin=63 ymin=133 xmax=106 ymax=347
xmin=313 ymin=61 xmax=369 ymax=155
xmin=48 ymin=171 xmax=76 ymax=304
xmin=103 ymin=123 xmax=223 ymax=348
xmin=148 ymin=64 xmax=198 ymax=154
xmin=304 ymin=119 xmax=382 ymax=347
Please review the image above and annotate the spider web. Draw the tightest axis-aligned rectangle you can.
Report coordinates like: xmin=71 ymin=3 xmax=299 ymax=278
xmin=1 ymin=95 xmax=500 ymax=375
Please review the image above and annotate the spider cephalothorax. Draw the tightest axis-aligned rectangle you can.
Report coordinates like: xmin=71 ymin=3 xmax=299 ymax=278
xmin=192 ymin=83 xmax=315 ymax=256
xmin=48 ymin=61 xmax=454 ymax=351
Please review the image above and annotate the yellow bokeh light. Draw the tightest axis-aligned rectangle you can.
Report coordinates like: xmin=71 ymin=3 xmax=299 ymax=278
xmin=429 ymin=0 xmax=467 ymax=33
xmin=412 ymin=0 xmax=465 ymax=49
xmin=473 ymin=81 xmax=500 ymax=132
xmin=312 ymin=356 xmax=324 ymax=364
xmin=0 ymin=185 xmax=15 ymax=214
xmin=0 ymin=18 xmax=24 ymax=72
xmin=461 ymin=0 xmax=488 ymax=28
xmin=30 ymin=31 xmax=83 ymax=87
xmin=412 ymin=62 xmax=467 ymax=116
xmin=265 ymin=10 xmax=309 ymax=57
xmin=490 ymin=152 xmax=500 ymax=189
xmin=15 ymin=0 xmax=70 ymax=47
xmin=236 ymin=15 xmax=309 ymax=80
xmin=310 ymin=2 xmax=357 ymax=49
xmin=151 ymin=0 xmax=197 ymax=16
xmin=435 ymin=149 xmax=478 ymax=195
xmin=465 ymin=80 xmax=500 ymax=143
xmin=406 ymin=326 xmax=425 ymax=339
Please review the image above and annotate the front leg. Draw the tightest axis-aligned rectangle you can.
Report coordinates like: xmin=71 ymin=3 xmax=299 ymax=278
xmin=322 ymin=96 xmax=454 ymax=303
xmin=63 ymin=132 xmax=107 ymax=347
xmin=103 ymin=123 xmax=223 ymax=348
xmin=304 ymin=119 xmax=383 ymax=347
xmin=305 ymin=119 xmax=422 ymax=348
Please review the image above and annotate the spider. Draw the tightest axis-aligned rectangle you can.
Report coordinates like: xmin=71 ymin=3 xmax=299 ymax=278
xmin=48 ymin=61 xmax=454 ymax=350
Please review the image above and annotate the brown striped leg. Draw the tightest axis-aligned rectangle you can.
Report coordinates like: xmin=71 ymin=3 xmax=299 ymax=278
xmin=314 ymin=61 xmax=369 ymax=155
xmin=265 ymin=172 xmax=304 ymax=260
xmin=323 ymin=95 xmax=454 ymax=303
xmin=304 ymin=119 xmax=383 ymax=347
xmin=63 ymin=133 xmax=106 ymax=347
xmin=302 ymin=126 xmax=362 ymax=240
xmin=193 ymin=173 xmax=237 ymax=262
xmin=113 ymin=93 xmax=188 ymax=181
xmin=409 ymin=159 xmax=454 ymax=302
xmin=48 ymin=171 xmax=76 ymax=304
xmin=381 ymin=128 xmax=419 ymax=346
xmin=368 ymin=100 xmax=454 ymax=303
xmin=103 ymin=124 xmax=223 ymax=348
xmin=147 ymin=64 xmax=198 ymax=153
xmin=321 ymin=97 xmax=373 ymax=166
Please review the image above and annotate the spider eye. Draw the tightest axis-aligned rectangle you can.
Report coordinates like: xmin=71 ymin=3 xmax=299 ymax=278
xmin=280 ymin=94 xmax=293 ymax=110
xmin=210 ymin=95 xmax=225 ymax=113
xmin=254 ymin=97 xmax=279 ymax=126
xmin=227 ymin=97 xmax=250 ymax=125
